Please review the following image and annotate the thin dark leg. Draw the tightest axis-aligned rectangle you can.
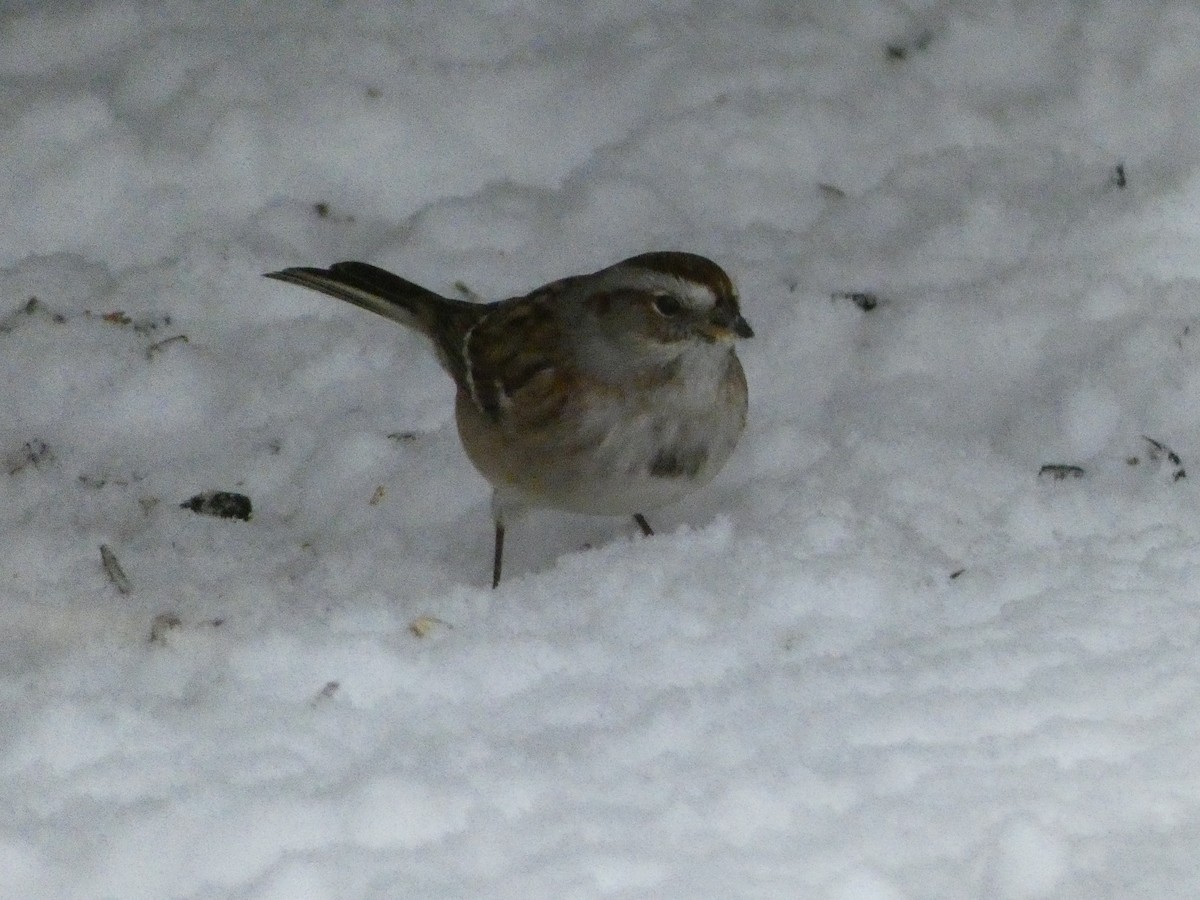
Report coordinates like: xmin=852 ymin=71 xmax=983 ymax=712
xmin=633 ymin=513 xmax=654 ymax=537
xmin=492 ymin=520 xmax=505 ymax=589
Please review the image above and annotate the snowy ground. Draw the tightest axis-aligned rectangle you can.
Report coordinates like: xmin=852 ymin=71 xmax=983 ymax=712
xmin=4 ymin=1 xmax=1200 ymax=897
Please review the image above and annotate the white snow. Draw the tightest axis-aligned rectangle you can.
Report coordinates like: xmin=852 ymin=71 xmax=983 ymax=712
xmin=4 ymin=1 xmax=1200 ymax=897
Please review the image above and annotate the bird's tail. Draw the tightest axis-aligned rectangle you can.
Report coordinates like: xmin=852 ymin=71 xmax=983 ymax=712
xmin=265 ymin=261 xmax=475 ymax=339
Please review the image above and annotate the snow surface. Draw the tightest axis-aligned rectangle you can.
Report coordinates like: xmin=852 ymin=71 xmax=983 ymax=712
xmin=4 ymin=1 xmax=1200 ymax=897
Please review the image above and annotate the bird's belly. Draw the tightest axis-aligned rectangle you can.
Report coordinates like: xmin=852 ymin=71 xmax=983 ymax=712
xmin=456 ymin=373 xmax=746 ymax=516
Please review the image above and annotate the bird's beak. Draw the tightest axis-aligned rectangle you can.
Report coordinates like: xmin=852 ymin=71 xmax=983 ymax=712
xmin=731 ymin=314 xmax=754 ymax=339
xmin=700 ymin=310 xmax=754 ymax=342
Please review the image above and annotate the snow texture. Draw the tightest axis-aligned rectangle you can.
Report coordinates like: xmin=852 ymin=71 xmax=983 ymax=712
xmin=4 ymin=1 xmax=1200 ymax=897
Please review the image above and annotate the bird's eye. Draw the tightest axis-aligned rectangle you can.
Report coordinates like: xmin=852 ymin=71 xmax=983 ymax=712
xmin=651 ymin=294 xmax=684 ymax=317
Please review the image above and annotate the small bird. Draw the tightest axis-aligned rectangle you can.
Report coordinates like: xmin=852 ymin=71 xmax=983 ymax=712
xmin=265 ymin=252 xmax=752 ymax=587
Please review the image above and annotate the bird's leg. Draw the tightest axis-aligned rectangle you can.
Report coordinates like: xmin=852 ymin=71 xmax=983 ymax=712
xmin=490 ymin=492 xmax=510 ymax=589
xmin=633 ymin=513 xmax=654 ymax=537
xmin=492 ymin=518 xmax=505 ymax=589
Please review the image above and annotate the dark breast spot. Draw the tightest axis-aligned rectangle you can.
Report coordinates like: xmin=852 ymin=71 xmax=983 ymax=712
xmin=648 ymin=445 xmax=708 ymax=479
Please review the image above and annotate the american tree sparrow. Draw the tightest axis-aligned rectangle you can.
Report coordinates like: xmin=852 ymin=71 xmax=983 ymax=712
xmin=265 ymin=252 xmax=752 ymax=587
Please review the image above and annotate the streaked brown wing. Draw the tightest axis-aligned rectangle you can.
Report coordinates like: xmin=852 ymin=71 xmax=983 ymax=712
xmin=460 ymin=297 xmax=573 ymax=425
